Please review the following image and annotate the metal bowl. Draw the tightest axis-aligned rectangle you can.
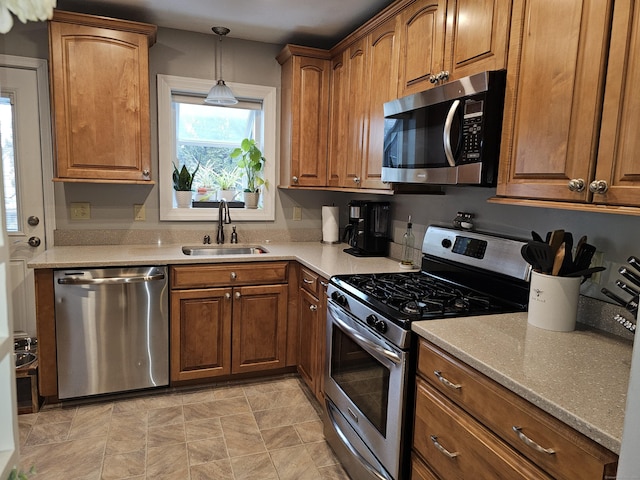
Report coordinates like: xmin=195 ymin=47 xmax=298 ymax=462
xmin=14 ymin=350 xmax=37 ymax=369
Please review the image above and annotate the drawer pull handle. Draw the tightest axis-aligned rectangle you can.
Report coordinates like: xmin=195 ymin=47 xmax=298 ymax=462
xmin=303 ymin=278 xmax=314 ymax=284
xmin=512 ymin=426 xmax=556 ymax=455
xmin=434 ymin=370 xmax=461 ymax=390
xmin=430 ymin=435 xmax=459 ymax=459
xmin=320 ymin=281 xmax=328 ymax=287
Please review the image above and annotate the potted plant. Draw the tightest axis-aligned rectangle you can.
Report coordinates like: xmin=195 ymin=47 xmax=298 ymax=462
xmin=172 ymin=162 xmax=200 ymax=207
xmin=231 ymin=138 xmax=267 ymax=209
xmin=214 ymin=167 xmax=242 ymax=202
xmin=194 ymin=165 xmax=217 ymax=202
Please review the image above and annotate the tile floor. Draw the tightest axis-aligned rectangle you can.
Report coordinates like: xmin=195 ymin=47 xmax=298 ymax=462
xmin=17 ymin=375 xmax=351 ymax=480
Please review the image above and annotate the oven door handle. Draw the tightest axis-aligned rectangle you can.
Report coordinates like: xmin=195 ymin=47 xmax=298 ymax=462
xmin=329 ymin=306 xmax=402 ymax=365
xmin=326 ymin=399 xmax=393 ymax=480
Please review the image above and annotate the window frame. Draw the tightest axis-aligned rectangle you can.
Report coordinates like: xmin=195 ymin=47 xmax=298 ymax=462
xmin=157 ymin=74 xmax=276 ymax=222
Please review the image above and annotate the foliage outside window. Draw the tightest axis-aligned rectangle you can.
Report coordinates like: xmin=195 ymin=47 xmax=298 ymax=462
xmin=157 ymin=75 xmax=276 ymax=221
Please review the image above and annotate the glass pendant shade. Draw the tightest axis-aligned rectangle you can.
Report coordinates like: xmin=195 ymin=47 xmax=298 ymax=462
xmin=205 ymin=79 xmax=238 ymax=105
xmin=205 ymin=26 xmax=238 ymax=106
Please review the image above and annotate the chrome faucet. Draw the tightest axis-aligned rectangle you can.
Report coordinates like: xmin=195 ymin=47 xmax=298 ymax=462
xmin=217 ymin=199 xmax=232 ymax=244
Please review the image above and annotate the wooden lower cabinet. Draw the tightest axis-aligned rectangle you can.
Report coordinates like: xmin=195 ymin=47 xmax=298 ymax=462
xmin=170 ymin=263 xmax=289 ymax=383
xmin=413 ymin=339 xmax=618 ymax=480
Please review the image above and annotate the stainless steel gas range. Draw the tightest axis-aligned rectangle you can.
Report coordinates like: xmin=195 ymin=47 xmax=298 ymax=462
xmin=323 ymin=225 xmax=532 ymax=480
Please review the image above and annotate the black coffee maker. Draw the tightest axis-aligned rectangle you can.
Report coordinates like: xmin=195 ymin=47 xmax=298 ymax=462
xmin=342 ymin=200 xmax=391 ymax=257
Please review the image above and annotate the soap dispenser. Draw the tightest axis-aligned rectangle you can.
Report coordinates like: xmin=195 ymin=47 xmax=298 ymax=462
xmin=230 ymin=225 xmax=238 ymax=244
xmin=401 ymin=215 xmax=415 ymax=267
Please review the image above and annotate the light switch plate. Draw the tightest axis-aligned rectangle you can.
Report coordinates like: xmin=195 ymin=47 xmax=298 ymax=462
xmin=70 ymin=202 xmax=90 ymax=220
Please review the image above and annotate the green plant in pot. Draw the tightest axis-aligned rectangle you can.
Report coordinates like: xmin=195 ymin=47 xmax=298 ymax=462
xmin=214 ymin=167 xmax=242 ymax=202
xmin=172 ymin=162 xmax=199 ymax=207
xmin=231 ymin=138 xmax=267 ymax=209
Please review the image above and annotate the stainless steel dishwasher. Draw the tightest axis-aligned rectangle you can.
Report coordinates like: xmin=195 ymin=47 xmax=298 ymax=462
xmin=54 ymin=266 xmax=169 ymax=399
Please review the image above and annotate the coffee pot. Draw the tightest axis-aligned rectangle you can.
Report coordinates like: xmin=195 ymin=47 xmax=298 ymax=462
xmin=343 ymin=201 xmax=390 ymax=257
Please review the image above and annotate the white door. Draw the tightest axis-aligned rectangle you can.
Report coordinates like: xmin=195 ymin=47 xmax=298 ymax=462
xmin=1 ymin=61 xmax=51 ymax=336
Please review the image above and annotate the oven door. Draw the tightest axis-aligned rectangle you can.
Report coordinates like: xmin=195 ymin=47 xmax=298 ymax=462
xmin=324 ymin=299 xmax=409 ymax=480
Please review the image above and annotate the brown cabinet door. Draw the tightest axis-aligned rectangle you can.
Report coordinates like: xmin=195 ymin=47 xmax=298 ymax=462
xmin=289 ymin=56 xmax=331 ymax=187
xmin=170 ymin=288 xmax=232 ymax=382
xmin=445 ymin=0 xmax=511 ymax=80
xmin=593 ymin=0 xmax=640 ymax=207
xmin=297 ymin=287 xmax=319 ymax=392
xmin=361 ymin=17 xmax=399 ymax=190
xmin=327 ymin=50 xmax=350 ymax=187
xmin=496 ymin=0 xmax=612 ymax=201
xmin=49 ymin=13 xmax=155 ymax=183
xmin=232 ymin=284 xmax=288 ymax=374
xmin=397 ymin=0 xmax=447 ymax=97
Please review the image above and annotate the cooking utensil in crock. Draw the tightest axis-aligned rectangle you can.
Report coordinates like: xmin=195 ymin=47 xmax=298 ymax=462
xmin=521 ymin=241 xmax=554 ymax=273
xmin=551 ymin=242 xmax=565 ymax=276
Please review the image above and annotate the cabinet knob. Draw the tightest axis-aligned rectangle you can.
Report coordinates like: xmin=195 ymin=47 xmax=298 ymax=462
xmin=235 ymin=291 xmax=241 ymax=299
xmin=567 ymin=178 xmax=585 ymax=192
xmin=353 ymin=177 xmax=360 ymax=184
xmin=292 ymin=176 xmax=299 ymax=184
xmin=589 ymin=179 xmax=609 ymax=194
xmin=438 ymin=70 xmax=450 ymax=82
xmin=429 ymin=74 xmax=439 ymax=84
xmin=309 ymin=304 xmax=318 ymax=312
xmin=230 ymin=272 xmax=237 ymax=280
xmin=142 ymin=169 xmax=150 ymax=178
xmin=225 ymin=292 xmax=231 ymax=300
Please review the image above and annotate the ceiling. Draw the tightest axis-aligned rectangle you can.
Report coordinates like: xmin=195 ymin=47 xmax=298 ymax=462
xmin=55 ymin=0 xmax=395 ymax=49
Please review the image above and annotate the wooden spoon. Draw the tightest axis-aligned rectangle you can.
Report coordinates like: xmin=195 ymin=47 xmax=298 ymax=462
xmin=552 ymin=242 xmax=565 ymax=276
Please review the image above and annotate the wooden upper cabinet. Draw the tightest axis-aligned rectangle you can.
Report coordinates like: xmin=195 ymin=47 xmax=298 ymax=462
xmin=593 ymin=0 xmax=640 ymax=207
xmin=49 ymin=11 xmax=157 ymax=183
xmin=397 ymin=0 xmax=446 ymax=97
xmin=278 ymin=46 xmax=331 ymax=187
xmin=361 ymin=17 xmax=399 ymax=190
xmin=496 ymin=0 xmax=613 ymax=202
xmin=444 ymin=0 xmax=511 ymax=80
xmin=328 ymin=39 xmax=368 ymax=188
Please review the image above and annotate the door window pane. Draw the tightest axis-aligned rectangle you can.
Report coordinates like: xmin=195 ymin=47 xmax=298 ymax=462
xmin=0 ymin=94 xmax=18 ymax=232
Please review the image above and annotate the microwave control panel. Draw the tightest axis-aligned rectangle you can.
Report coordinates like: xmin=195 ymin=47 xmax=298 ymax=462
xmin=461 ymin=99 xmax=484 ymax=162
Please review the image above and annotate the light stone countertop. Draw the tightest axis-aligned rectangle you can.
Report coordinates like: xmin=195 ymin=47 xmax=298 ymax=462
xmin=27 ymin=241 xmax=417 ymax=278
xmin=412 ymin=313 xmax=633 ymax=454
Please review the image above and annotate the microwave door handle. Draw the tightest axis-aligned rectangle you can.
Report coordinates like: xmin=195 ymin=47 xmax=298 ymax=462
xmin=443 ymin=99 xmax=461 ymax=167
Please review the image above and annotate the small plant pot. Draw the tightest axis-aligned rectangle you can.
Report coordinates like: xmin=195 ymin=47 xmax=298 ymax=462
xmin=243 ymin=191 xmax=260 ymax=209
xmin=218 ymin=189 xmax=237 ymax=202
xmin=174 ymin=190 xmax=193 ymax=208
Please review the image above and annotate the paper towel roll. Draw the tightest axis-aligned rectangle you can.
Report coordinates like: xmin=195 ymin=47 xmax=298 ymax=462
xmin=322 ymin=206 xmax=340 ymax=243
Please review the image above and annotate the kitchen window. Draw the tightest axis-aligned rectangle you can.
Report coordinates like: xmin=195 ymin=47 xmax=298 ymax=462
xmin=157 ymin=74 xmax=276 ymax=221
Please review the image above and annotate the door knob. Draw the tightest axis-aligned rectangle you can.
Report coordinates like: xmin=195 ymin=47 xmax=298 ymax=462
xmin=28 ymin=236 xmax=41 ymax=247
xmin=27 ymin=216 xmax=40 ymax=226
xmin=567 ymin=178 xmax=585 ymax=192
xmin=589 ymin=180 xmax=609 ymax=194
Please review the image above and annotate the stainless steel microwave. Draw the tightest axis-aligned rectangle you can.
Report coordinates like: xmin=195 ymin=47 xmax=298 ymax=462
xmin=382 ymin=70 xmax=506 ymax=186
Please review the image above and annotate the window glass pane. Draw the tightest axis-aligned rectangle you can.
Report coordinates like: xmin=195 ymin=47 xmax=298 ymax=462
xmin=0 ymin=95 xmax=18 ymax=232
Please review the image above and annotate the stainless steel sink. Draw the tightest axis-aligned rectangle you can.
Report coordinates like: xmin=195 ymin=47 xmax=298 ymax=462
xmin=182 ymin=245 xmax=269 ymax=256
xmin=15 ymin=351 xmax=36 ymax=369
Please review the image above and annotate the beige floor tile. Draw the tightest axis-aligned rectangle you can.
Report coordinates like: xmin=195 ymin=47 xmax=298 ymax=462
xmin=270 ymin=444 xmax=323 ymax=480
xmin=20 ymin=437 xmax=106 ymax=479
xmin=318 ymin=463 xmax=352 ymax=480
xmin=212 ymin=384 xmax=246 ymax=400
xmin=147 ymin=405 xmax=184 ymax=427
xmin=147 ymin=423 xmax=186 ymax=448
xmin=187 ymin=436 xmax=228 ymax=465
xmin=101 ymin=449 xmax=146 ymax=479
xmin=34 ymin=407 xmax=76 ymax=425
xmin=24 ymin=421 xmax=71 ymax=446
xmin=220 ymin=413 xmax=266 ymax=457
xmin=68 ymin=403 xmax=113 ymax=440
xmin=106 ymin=412 xmax=147 ymax=455
xmin=185 ymin=417 xmax=223 ymax=442
xmin=246 ymin=387 xmax=307 ymax=411
xmin=295 ymin=420 xmax=325 ymax=443
xmin=190 ymin=458 xmax=234 ymax=480
xmin=261 ymin=425 xmax=302 ymax=450
xmin=138 ymin=392 xmax=183 ymax=410
xmin=230 ymin=452 xmax=278 ymax=480
xmin=146 ymin=443 xmax=189 ymax=478
xmin=253 ymin=402 xmax=320 ymax=430
xmin=305 ymin=440 xmax=341 ymax=468
xmin=181 ymin=388 xmax=215 ymax=405
xmin=182 ymin=396 xmax=251 ymax=422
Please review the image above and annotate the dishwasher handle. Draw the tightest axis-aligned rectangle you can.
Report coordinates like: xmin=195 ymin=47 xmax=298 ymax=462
xmin=57 ymin=272 xmax=166 ymax=285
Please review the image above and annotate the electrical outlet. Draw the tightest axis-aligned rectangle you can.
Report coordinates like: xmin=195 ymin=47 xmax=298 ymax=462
xmin=134 ymin=204 xmax=146 ymax=221
xmin=70 ymin=202 xmax=90 ymax=220
xmin=293 ymin=206 xmax=302 ymax=221
xmin=590 ymin=251 xmax=605 ymax=284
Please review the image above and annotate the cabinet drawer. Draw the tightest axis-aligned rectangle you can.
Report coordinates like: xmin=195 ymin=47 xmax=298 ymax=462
xmin=414 ymin=378 xmax=550 ymax=480
xmin=299 ymin=266 xmax=320 ymax=297
xmin=417 ymin=340 xmax=618 ymax=480
xmin=411 ymin=454 xmax=439 ymax=480
xmin=171 ymin=262 xmax=288 ymax=289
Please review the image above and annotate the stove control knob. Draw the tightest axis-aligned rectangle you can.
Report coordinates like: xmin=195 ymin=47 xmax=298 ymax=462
xmin=366 ymin=314 xmax=377 ymax=327
xmin=441 ymin=238 xmax=452 ymax=249
xmin=375 ymin=320 xmax=388 ymax=334
xmin=331 ymin=291 xmax=348 ymax=307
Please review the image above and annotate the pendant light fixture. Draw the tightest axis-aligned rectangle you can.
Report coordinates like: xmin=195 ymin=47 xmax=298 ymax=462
xmin=205 ymin=26 xmax=238 ymax=105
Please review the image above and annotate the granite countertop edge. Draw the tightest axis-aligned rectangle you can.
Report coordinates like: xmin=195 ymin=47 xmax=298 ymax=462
xmin=412 ymin=314 xmax=632 ymax=454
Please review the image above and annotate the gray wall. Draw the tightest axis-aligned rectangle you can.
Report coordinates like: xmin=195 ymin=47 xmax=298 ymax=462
xmin=2 ymin=20 xmax=640 ymax=306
